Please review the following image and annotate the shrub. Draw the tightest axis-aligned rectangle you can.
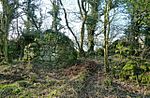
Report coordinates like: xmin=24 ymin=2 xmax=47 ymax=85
xmin=119 ymin=60 xmax=150 ymax=84
xmin=144 ymin=62 xmax=150 ymax=71
xmin=139 ymin=73 xmax=150 ymax=84
xmin=8 ymin=40 xmax=22 ymax=62
xmin=23 ymin=29 xmax=77 ymax=69
xmin=140 ymin=65 xmax=148 ymax=72
xmin=120 ymin=60 xmax=137 ymax=80
xmin=95 ymin=48 xmax=104 ymax=56
xmin=23 ymin=42 xmax=39 ymax=62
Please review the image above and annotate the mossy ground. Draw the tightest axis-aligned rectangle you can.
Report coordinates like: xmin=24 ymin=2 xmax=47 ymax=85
xmin=0 ymin=59 xmax=150 ymax=98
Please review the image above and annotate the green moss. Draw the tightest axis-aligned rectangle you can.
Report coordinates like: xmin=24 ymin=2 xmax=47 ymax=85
xmin=28 ymin=72 xmax=38 ymax=83
xmin=17 ymin=80 xmax=31 ymax=88
xmin=46 ymin=79 xmax=58 ymax=86
xmin=103 ymin=78 xmax=112 ymax=87
xmin=139 ymin=74 xmax=150 ymax=84
xmin=129 ymin=75 xmax=137 ymax=81
xmin=19 ymin=91 xmax=34 ymax=98
xmin=140 ymin=65 xmax=148 ymax=72
xmin=0 ymin=83 xmax=22 ymax=97
xmin=29 ymin=29 xmax=77 ymax=69
xmin=144 ymin=62 xmax=150 ymax=71
xmin=48 ymin=89 xmax=61 ymax=97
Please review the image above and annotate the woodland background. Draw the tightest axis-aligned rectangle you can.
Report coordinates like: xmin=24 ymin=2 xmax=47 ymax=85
xmin=0 ymin=0 xmax=150 ymax=97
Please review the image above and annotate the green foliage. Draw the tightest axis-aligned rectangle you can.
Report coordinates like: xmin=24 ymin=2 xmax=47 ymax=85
xmin=139 ymin=73 xmax=150 ymax=84
xmin=23 ymin=29 xmax=77 ymax=68
xmin=41 ymin=30 xmax=77 ymax=68
xmin=8 ymin=40 xmax=22 ymax=62
xmin=85 ymin=51 xmax=96 ymax=59
xmin=0 ymin=0 xmax=19 ymax=63
xmin=118 ymin=60 xmax=150 ymax=84
xmin=111 ymin=62 xmax=125 ymax=78
xmin=103 ymin=77 xmax=112 ymax=87
xmin=23 ymin=42 xmax=39 ymax=62
xmin=48 ymin=89 xmax=62 ymax=97
xmin=6 ymin=30 xmax=41 ymax=63
xmin=124 ymin=0 xmax=150 ymax=49
xmin=0 ymin=83 xmax=21 ymax=97
xmin=112 ymin=39 xmax=141 ymax=58
xmin=144 ymin=31 xmax=150 ymax=47
xmin=17 ymin=80 xmax=31 ymax=88
xmin=122 ymin=61 xmax=137 ymax=71
xmin=95 ymin=48 xmax=104 ymax=56
xmin=144 ymin=62 xmax=150 ymax=71
xmin=140 ymin=65 xmax=148 ymax=72
xmin=120 ymin=60 xmax=137 ymax=80
xmin=115 ymin=42 xmax=130 ymax=57
xmin=129 ymin=75 xmax=137 ymax=81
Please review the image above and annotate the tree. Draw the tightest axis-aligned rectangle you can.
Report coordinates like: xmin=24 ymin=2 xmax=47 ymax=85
xmin=124 ymin=0 xmax=150 ymax=58
xmin=77 ymin=0 xmax=89 ymax=56
xmin=22 ymin=0 xmax=43 ymax=32
xmin=50 ymin=0 xmax=61 ymax=32
xmin=12 ymin=0 xmax=43 ymax=60
xmin=59 ymin=0 xmax=85 ymax=56
xmin=103 ymin=0 xmax=111 ymax=72
xmin=0 ymin=0 xmax=19 ymax=63
xmin=86 ymin=0 xmax=99 ymax=53
xmin=125 ymin=0 xmax=150 ymax=48
xmin=102 ymin=0 xmax=120 ymax=72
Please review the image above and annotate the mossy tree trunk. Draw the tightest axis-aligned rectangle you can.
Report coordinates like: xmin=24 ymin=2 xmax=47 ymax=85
xmin=103 ymin=0 xmax=111 ymax=73
xmin=0 ymin=0 xmax=18 ymax=63
xmin=86 ymin=0 xmax=99 ymax=53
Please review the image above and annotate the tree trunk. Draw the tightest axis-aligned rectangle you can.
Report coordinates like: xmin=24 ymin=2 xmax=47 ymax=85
xmin=3 ymin=33 xmax=8 ymax=62
xmin=59 ymin=0 xmax=81 ymax=51
xmin=88 ymin=29 xmax=95 ymax=52
xmin=86 ymin=0 xmax=99 ymax=53
xmin=79 ymin=19 xmax=85 ymax=57
xmin=51 ymin=0 xmax=60 ymax=32
xmin=104 ymin=17 xmax=109 ymax=73
xmin=0 ymin=0 xmax=18 ymax=63
xmin=103 ymin=0 xmax=111 ymax=73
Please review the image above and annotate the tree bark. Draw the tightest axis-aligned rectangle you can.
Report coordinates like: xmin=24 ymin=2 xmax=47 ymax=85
xmin=0 ymin=0 xmax=18 ymax=63
xmin=86 ymin=0 xmax=99 ymax=53
xmin=103 ymin=0 xmax=111 ymax=73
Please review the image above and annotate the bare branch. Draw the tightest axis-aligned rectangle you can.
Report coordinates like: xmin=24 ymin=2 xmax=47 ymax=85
xmin=59 ymin=0 xmax=81 ymax=50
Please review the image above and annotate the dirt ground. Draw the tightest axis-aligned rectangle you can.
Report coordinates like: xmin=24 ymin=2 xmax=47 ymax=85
xmin=0 ymin=60 xmax=150 ymax=98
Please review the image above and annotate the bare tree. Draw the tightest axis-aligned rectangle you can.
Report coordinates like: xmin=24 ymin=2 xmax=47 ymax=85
xmin=77 ymin=0 xmax=89 ymax=56
xmin=59 ymin=0 xmax=81 ymax=53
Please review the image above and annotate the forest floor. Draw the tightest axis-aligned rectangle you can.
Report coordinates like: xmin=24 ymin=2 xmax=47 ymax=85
xmin=0 ymin=59 xmax=150 ymax=98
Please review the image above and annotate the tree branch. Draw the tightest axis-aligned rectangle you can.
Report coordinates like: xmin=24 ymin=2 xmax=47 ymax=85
xmin=59 ymin=0 xmax=81 ymax=50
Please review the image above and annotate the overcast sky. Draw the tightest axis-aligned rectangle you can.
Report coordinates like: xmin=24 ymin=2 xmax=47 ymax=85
xmin=0 ymin=0 xmax=129 ymax=49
